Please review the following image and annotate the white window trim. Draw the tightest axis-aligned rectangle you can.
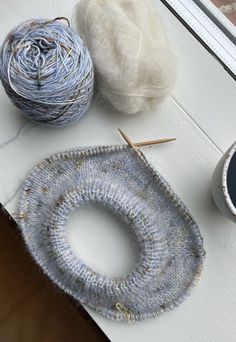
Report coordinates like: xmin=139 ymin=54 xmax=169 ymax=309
xmin=162 ymin=0 xmax=236 ymax=77
xmin=197 ymin=0 xmax=236 ymax=38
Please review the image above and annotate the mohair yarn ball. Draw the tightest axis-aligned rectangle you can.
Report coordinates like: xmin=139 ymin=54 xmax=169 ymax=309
xmin=75 ymin=0 xmax=177 ymax=115
xmin=0 ymin=18 xmax=94 ymax=127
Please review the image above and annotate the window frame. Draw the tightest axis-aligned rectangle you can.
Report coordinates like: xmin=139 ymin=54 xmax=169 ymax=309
xmin=161 ymin=0 xmax=236 ymax=79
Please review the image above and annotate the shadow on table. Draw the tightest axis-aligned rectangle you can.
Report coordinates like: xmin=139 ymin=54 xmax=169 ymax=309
xmin=0 ymin=204 xmax=110 ymax=342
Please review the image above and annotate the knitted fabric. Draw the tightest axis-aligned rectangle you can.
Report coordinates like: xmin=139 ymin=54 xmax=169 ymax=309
xmin=18 ymin=145 xmax=205 ymax=322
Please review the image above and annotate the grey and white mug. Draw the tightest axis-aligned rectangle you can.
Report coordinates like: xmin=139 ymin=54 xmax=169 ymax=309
xmin=211 ymin=141 xmax=236 ymax=223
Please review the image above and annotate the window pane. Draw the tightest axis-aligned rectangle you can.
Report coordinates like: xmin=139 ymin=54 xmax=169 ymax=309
xmin=162 ymin=0 xmax=236 ymax=77
xmin=210 ymin=0 xmax=236 ymax=26
xmin=196 ymin=0 xmax=236 ymax=37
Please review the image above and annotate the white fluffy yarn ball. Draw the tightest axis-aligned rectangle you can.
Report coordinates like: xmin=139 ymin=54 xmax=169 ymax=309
xmin=75 ymin=0 xmax=177 ymax=115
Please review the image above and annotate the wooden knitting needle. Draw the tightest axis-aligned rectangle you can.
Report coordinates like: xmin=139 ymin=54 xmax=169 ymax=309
xmin=118 ymin=128 xmax=136 ymax=148
xmin=118 ymin=128 xmax=176 ymax=148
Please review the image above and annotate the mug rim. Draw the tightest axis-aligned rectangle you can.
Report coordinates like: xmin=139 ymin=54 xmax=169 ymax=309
xmin=222 ymin=141 xmax=236 ymax=218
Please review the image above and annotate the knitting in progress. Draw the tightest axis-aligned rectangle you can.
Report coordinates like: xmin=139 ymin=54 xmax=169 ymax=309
xmin=17 ymin=144 xmax=205 ymax=322
xmin=0 ymin=18 xmax=94 ymax=126
xmin=75 ymin=0 xmax=177 ymax=115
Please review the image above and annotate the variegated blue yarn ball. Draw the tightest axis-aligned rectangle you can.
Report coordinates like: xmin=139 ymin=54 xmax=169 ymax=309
xmin=0 ymin=18 xmax=94 ymax=127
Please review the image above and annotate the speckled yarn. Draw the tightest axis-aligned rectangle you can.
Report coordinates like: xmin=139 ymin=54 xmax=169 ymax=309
xmin=0 ymin=18 xmax=94 ymax=127
xmin=18 ymin=145 xmax=205 ymax=322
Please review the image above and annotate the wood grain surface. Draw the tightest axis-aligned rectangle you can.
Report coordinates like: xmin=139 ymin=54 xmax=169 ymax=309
xmin=0 ymin=205 xmax=109 ymax=342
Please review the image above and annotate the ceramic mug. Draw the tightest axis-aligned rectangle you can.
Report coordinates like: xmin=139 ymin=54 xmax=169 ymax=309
xmin=211 ymin=141 xmax=236 ymax=223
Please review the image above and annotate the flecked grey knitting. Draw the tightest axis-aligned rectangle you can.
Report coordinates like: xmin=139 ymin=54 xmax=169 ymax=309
xmin=18 ymin=145 xmax=205 ymax=322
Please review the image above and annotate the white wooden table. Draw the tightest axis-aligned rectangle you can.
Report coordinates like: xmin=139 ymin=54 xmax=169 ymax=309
xmin=0 ymin=1 xmax=236 ymax=341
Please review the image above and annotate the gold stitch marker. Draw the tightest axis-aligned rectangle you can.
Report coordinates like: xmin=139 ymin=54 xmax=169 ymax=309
xmin=11 ymin=212 xmax=28 ymax=221
xmin=115 ymin=303 xmax=132 ymax=321
xmin=118 ymin=128 xmax=176 ymax=148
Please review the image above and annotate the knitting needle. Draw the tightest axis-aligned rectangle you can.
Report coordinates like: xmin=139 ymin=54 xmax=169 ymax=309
xmin=118 ymin=128 xmax=136 ymax=148
xmin=135 ymin=137 xmax=176 ymax=147
xmin=118 ymin=128 xmax=176 ymax=148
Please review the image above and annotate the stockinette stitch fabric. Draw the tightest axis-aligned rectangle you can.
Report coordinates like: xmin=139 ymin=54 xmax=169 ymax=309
xmin=18 ymin=145 xmax=205 ymax=322
xmin=74 ymin=0 xmax=177 ymax=115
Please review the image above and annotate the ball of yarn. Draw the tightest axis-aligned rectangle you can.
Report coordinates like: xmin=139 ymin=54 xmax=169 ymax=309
xmin=0 ymin=18 xmax=94 ymax=127
xmin=75 ymin=0 xmax=177 ymax=115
